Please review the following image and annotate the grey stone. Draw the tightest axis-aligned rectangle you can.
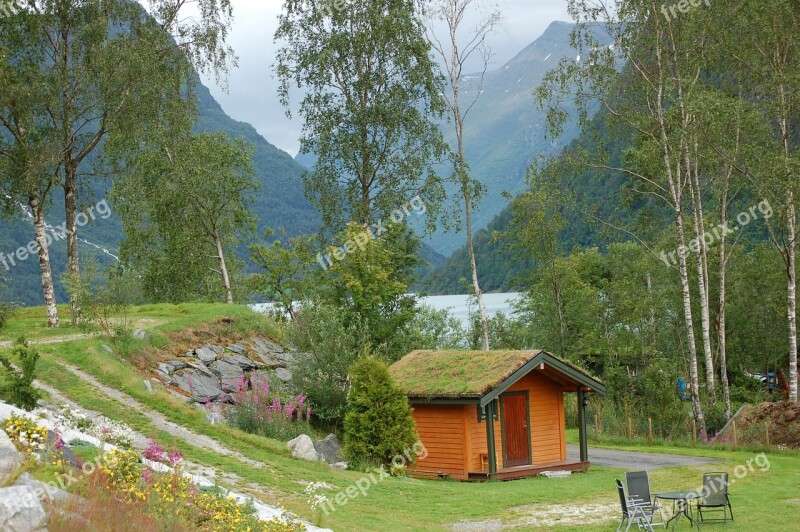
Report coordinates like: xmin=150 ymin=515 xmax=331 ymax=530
xmin=100 ymin=344 xmax=113 ymax=354
xmin=275 ymin=367 xmax=293 ymax=383
xmin=14 ymin=472 xmax=72 ymax=504
xmin=173 ymin=370 xmax=224 ymax=402
xmin=0 ymin=430 xmax=22 ymax=484
xmin=143 ymin=380 xmax=153 ymax=393
xmin=220 ymin=353 xmax=260 ymax=370
xmin=227 ymin=344 xmax=246 ymax=355
xmin=314 ymin=434 xmax=342 ymax=464
xmin=194 ymin=346 xmax=218 ymax=364
xmin=287 ymin=434 xmax=321 ymax=462
xmin=331 ymin=462 xmax=348 ymax=470
xmin=132 ymin=329 xmax=150 ymax=341
xmin=251 ymin=337 xmax=284 ymax=354
xmin=0 ymin=485 xmax=48 ymax=531
xmin=209 ymin=359 xmax=245 ymax=392
xmin=275 ymin=351 xmax=296 ymax=366
xmin=255 ymin=353 xmax=284 ymax=369
xmin=184 ymin=361 xmax=215 ymax=378
xmin=209 ymin=345 xmax=225 ymax=355
xmin=157 ymin=360 xmax=188 ymax=375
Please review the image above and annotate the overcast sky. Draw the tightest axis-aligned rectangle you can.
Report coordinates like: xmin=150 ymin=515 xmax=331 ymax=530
xmin=199 ymin=0 xmax=572 ymax=156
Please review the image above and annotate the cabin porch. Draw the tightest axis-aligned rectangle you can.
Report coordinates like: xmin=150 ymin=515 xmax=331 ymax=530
xmin=467 ymin=459 xmax=589 ymax=481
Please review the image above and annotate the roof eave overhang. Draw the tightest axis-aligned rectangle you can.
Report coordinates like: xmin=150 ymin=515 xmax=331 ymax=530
xmin=478 ymin=351 xmax=605 ymax=407
xmin=407 ymin=397 xmax=481 ymax=405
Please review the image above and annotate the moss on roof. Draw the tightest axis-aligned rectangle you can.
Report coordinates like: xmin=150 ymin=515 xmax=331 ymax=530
xmin=388 ymin=350 xmax=545 ymax=399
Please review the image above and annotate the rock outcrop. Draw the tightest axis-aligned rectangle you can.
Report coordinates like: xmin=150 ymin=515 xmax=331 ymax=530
xmin=153 ymin=337 xmax=299 ymax=403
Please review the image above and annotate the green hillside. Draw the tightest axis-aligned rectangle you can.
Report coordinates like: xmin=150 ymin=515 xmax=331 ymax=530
xmin=1 ymin=81 xmax=319 ymax=307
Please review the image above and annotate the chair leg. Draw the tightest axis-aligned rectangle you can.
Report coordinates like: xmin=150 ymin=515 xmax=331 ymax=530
xmin=617 ymin=516 xmax=626 ymax=532
xmin=728 ymin=503 xmax=734 ymax=521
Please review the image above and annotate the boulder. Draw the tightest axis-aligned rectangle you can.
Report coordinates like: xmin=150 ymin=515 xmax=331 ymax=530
xmin=251 ymin=337 xmax=284 ymax=354
xmin=0 ymin=430 xmax=22 ymax=483
xmin=157 ymin=360 xmax=188 ymax=376
xmin=287 ymin=434 xmax=322 ymax=462
xmin=100 ymin=344 xmax=113 ymax=354
xmin=314 ymin=434 xmax=342 ymax=464
xmin=220 ymin=353 xmax=260 ymax=370
xmin=14 ymin=472 xmax=73 ymax=505
xmin=209 ymin=359 xmax=245 ymax=392
xmin=331 ymin=462 xmax=348 ymax=470
xmin=143 ymin=380 xmax=153 ymax=393
xmin=275 ymin=368 xmax=293 ymax=383
xmin=184 ymin=361 xmax=215 ymax=378
xmin=132 ymin=329 xmax=150 ymax=341
xmin=194 ymin=346 xmax=218 ymax=364
xmin=172 ymin=370 xmax=224 ymax=402
xmin=275 ymin=351 xmax=296 ymax=366
xmin=255 ymin=353 xmax=284 ymax=369
xmin=227 ymin=344 xmax=247 ymax=355
xmin=0 ymin=485 xmax=48 ymax=531
xmin=209 ymin=345 xmax=225 ymax=355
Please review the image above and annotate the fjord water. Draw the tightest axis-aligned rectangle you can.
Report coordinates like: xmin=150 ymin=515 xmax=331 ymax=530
xmin=252 ymin=292 xmax=522 ymax=328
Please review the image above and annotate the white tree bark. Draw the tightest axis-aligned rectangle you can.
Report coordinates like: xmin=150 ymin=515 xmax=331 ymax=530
xmin=30 ymin=194 xmax=59 ymax=328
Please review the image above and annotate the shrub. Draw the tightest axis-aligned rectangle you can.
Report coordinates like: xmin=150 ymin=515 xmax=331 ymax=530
xmin=343 ymin=355 xmax=418 ymax=468
xmin=223 ymin=372 xmax=313 ymax=441
xmin=0 ymin=337 xmax=41 ymax=411
xmin=287 ymin=301 xmax=367 ymax=429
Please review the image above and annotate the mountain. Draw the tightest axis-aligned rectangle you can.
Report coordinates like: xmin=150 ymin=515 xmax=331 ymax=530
xmin=424 ymin=108 xmax=637 ymax=294
xmin=1 ymin=81 xmax=319 ymax=307
xmin=427 ymin=21 xmax=612 ymax=255
xmin=293 ymin=21 xmax=611 ymax=255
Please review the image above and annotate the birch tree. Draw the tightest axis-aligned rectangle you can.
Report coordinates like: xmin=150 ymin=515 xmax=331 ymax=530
xmin=1 ymin=0 xmax=235 ymax=326
xmin=536 ymin=0 xmax=710 ymax=433
xmin=423 ymin=0 xmax=502 ymax=350
xmin=275 ymin=0 xmax=448 ymax=231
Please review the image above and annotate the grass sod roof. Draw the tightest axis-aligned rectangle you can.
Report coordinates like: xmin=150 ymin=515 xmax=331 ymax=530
xmin=388 ymin=350 xmax=604 ymax=401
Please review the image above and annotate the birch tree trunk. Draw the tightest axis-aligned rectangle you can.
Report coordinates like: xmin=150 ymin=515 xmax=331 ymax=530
xmin=64 ymin=163 xmax=80 ymax=326
xmin=787 ymin=201 xmax=798 ymax=402
xmin=30 ymin=193 xmax=59 ymax=328
xmin=718 ymin=174 xmax=731 ymax=419
xmin=213 ymin=232 xmax=234 ymax=305
xmin=688 ymin=158 xmax=715 ymax=394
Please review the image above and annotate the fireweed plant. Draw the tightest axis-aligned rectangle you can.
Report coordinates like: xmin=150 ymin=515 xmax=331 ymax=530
xmin=223 ymin=372 xmax=313 ymax=441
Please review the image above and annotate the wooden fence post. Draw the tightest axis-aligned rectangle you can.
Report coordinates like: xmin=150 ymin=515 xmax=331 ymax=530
xmin=648 ymin=418 xmax=653 ymax=443
xmin=692 ymin=419 xmax=697 ymax=448
xmin=594 ymin=414 xmax=599 ymax=441
xmin=627 ymin=417 xmax=633 ymax=441
xmin=732 ymin=420 xmax=738 ymax=450
xmin=765 ymin=421 xmax=770 ymax=449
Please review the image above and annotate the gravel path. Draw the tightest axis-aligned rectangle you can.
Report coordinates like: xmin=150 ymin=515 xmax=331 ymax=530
xmin=567 ymin=444 xmax=722 ymax=470
xmin=57 ymin=362 xmax=270 ymax=471
xmin=0 ymin=333 xmax=103 ymax=349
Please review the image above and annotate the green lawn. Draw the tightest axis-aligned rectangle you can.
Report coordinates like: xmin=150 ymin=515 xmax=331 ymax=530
xmin=2 ymin=304 xmax=799 ymax=530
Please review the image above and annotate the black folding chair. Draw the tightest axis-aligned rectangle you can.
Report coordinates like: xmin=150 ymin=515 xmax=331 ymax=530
xmin=697 ymin=472 xmax=734 ymax=524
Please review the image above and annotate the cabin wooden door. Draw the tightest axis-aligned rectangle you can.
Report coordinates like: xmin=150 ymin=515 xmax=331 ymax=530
xmin=501 ymin=391 xmax=531 ymax=468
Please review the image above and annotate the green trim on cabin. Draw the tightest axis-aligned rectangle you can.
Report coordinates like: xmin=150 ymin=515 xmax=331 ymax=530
xmin=479 ymin=351 xmax=605 ymax=407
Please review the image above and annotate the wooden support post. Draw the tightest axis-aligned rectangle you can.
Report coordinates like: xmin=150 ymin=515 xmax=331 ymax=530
xmin=485 ymin=401 xmax=497 ymax=475
xmin=732 ymin=420 xmax=738 ymax=450
xmin=627 ymin=417 xmax=633 ymax=441
xmin=648 ymin=418 xmax=653 ymax=443
xmin=692 ymin=419 xmax=697 ymax=447
xmin=765 ymin=422 xmax=770 ymax=448
xmin=578 ymin=388 xmax=588 ymax=462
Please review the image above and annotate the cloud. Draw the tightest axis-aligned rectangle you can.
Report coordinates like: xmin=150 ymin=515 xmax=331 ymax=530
xmin=200 ymin=0 xmax=572 ymax=156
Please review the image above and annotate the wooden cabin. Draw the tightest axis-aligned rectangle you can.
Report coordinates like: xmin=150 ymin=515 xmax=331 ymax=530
xmin=388 ymin=350 xmax=605 ymax=481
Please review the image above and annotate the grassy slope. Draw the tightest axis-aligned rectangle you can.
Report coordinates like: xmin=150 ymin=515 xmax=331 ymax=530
xmin=2 ymin=305 xmax=799 ymax=531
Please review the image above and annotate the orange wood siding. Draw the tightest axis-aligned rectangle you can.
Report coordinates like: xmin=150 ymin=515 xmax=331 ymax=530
xmin=410 ymin=404 xmax=467 ymax=479
xmin=409 ymin=369 xmax=568 ymax=478
xmin=506 ymin=371 xmax=566 ymax=464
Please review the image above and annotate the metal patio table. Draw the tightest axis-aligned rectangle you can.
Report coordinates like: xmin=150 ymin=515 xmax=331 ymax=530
xmin=655 ymin=491 xmax=703 ymax=529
